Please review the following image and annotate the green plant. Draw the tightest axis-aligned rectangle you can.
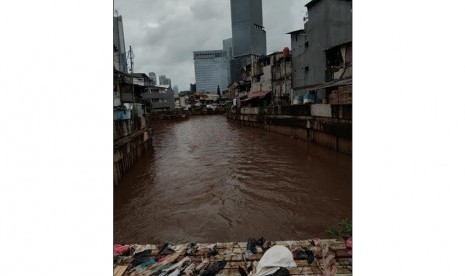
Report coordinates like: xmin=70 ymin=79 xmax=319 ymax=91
xmin=325 ymin=218 xmax=352 ymax=240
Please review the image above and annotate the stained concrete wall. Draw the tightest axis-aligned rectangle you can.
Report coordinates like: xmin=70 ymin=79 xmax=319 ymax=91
xmin=114 ymin=116 xmax=153 ymax=185
xmin=228 ymin=110 xmax=352 ymax=154
xmin=311 ymin=104 xmax=332 ymax=117
xmin=291 ymin=0 xmax=352 ymax=99
xmin=289 ymin=30 xmax=307 ymax=99
xmin=304 ymin=0 xmax=352 ymax=86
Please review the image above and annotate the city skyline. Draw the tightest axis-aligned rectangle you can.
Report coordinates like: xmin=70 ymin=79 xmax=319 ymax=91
xmin=113 ymin=0 xmax=309 ymax=91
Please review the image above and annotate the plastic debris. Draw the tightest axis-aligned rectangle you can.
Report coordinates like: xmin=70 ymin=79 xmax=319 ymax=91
xmin=113 ymin=239 xmax=352 ymax=276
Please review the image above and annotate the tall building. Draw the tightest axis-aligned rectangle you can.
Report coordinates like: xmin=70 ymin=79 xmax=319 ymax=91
xmin=159 ymin=75 xmax=171 ymax=87
xmin=190 ymin=83 xmax=196 ymax=94
xmin=159 ymin=75 xmax=166 ymax=85
xmin=229 ymin=0 xmax=267 ymax=82
xmin=223 ymin=38 xmax=233 ymax=60
xmin=193 ymin=50 xmax=229 ymax=93
xmin=222 ymin=38 xmax=233 ymax=85
xmin=148 ymin=72 xmax=157 ymax=85
xmin=288 ymin=0 xmax=352 ymax=100
xmin=230 ymin=0 xmax=266 ymax=57
xmin=173 ymin=85 xmax=179 ymax=94
xmin=113 ymin=15 xmax=128 ymax=73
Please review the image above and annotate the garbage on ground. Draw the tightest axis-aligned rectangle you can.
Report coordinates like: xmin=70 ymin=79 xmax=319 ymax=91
xmin=114 ymin=244 xmax=131 ymax=256
xmin=113 ymin=238 xmax=352 ymax=276
xmin=345 ymin=237 xmax=352 ymax=256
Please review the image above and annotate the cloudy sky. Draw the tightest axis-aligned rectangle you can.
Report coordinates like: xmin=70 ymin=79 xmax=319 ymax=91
xmin=114 ymin=0 xmax=309 ymax=91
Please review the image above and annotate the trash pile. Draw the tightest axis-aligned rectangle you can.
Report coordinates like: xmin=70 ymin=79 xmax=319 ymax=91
xmin=114 ymin=238 xmax=352 ymax=276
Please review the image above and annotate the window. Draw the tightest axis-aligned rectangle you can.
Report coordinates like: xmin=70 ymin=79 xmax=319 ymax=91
xmin=305 ymin=66 xmax=309 ymax=72
xmin=305 ymin=41 xmax=309 ymax=48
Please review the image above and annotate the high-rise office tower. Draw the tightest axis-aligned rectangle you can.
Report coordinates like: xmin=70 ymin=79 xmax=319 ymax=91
xmin=229 ymin=0 xmax=267 ymax=82
xmin=172 ymin=85 xmax=179 ymax=94
xmin=113 ymin=15 xmax=128 ymax=73
xmin=190 ymin=83 xmax=196 ymax=94
xmin=230 ymin=0 xmax=266 ymax=58
xmin=159 ymin=75 xmax=167 ymax=85
xmin=148 ymin=72 xmax=157 ymax=85
xmin=159 ymin=75 xmax=172 ymax=87
xmin=223 ymin=38 xmax=233 ymax=60
xmin=223 ymin=38 xmax=233 ymax=85
xmin=193 ymin=50 xmax=229 ymax=93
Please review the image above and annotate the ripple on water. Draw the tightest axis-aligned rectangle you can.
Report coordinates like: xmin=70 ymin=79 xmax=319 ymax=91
xmin=114 ymin=115 xmax=352 ymax=243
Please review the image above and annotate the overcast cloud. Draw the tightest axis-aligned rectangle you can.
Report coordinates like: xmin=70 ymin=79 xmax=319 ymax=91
xmin=114 ymin=0 xmax=309 ymax=91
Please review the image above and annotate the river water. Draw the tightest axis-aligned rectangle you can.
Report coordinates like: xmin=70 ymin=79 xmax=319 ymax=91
xmin=114 ymin=115 xmax=351 ymax=244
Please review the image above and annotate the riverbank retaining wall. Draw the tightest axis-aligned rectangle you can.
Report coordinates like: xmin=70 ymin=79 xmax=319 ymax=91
xmin=114 ymin=116 xmax=153 ymax=185
xmin=227 ymin=104 xmax=352 ymax=154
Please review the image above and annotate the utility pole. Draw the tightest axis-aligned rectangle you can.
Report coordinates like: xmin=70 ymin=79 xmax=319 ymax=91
xmin=129 ymin=46 xmax=135 ymax=103
xmin=128 ymin=46 xmax=136 ymax=116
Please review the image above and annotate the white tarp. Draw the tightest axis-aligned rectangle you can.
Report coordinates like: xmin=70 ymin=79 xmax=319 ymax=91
xmin=254 ymin=245 xmax=297 ymax=276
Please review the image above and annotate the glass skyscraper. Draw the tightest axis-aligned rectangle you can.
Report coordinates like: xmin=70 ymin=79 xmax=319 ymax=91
xmin=229 ymin=0 xmax=267 ymax=82
xmin=222 ymin=38 xmax=233 ymax=84
xmin=148 ymin=72 xmax=157 ymax=85
xmin=230 ymin=0 xmax=266 ymax=58
xmin=193 ymin=50 xmax=229 ymax=93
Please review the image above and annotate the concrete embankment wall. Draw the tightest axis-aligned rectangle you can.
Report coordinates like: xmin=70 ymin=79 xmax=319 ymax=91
xmin=150 ymin=111 xmax=190 ymax=122
xmin=228 ymin=104 xmax=352 ymax=154
xmin=114 ymin=116 xmax=152 ymax=185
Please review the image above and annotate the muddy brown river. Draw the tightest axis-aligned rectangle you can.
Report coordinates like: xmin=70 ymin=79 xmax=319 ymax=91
xmin=114 ymin=115 xmax=351 ymax=244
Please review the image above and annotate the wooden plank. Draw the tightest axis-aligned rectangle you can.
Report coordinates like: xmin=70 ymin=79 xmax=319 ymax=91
xmin=311 ymin=267 xmax=322 ymax=274
xmin=230 ymin=254 xmax=244 ymax=261
xmin=113 ymin=265 xmax=128 ymax=276
xmin=223 ymin=261 xmax=247 ymax=269
xmin=217 ymin=248 xmax=231 ymax=255
xmin=301 ymin=266 xmax=314 ymax=274
xmin=335 ymin=266 xmax=352 ymax=274
xmin=211 ymin=254 xmax=233 ymax=262
xmin=294 ymin=260 xmax=309 ymax=267
xmin=288 ymin=267 xmax=304 ymax=274
xmin=221 ymin=268 xmax=242 ymax=276
xmin=217 ymin=242 xmax=234 ymax=249
xmin=231 ymin=248 xmax=243 ymax=254
xmin=274 ymin=240 xmax=290 ymax=246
